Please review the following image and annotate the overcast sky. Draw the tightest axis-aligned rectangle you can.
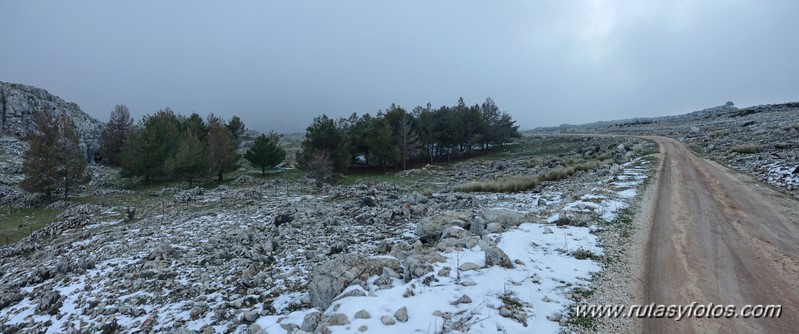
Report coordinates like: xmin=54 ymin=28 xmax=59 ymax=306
xmin=1 ymin=1 xmax=797 ymax=133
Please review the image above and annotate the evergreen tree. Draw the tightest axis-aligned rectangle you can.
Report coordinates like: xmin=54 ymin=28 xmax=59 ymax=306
xmin=245 ymin=132 xmax=286 ymax=176
xmin=120 ymin=108 xmax=180 ymax=180
xmin=99 ymin=104 xmax=134 ymax=166
xmin=480 ymin=97 xmax=501 ymax=150
xmin=20 ymin=109 xmax=59 ymax=199
xmin=226 ymin=115 xmax=247 ymax=149
xmin=165 ymin=128 xmax=210 ymax=187
xmin=368 ymin=116 xmax=399 ymax=169
xmin=182 ymin=113 xmax=208 ymax=142
xmin=413 ymin=103 xmax=435 ymax=163
xmin=298 ymin=115 xmax=350 ymax=172
xmin=207 ymin=121 xmax=238 ymax=182
xmin=21 ymin=109 xmax=88 ymax=199
xmin=55 ymin=114 xmax=89 ymax=198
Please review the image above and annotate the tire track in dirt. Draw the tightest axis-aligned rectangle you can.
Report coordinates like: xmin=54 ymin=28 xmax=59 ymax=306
xmin=643 ymin=136 xmax=799 ymax=333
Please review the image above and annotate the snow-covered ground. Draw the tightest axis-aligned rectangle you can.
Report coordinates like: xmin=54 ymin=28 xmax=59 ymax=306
xmin=251 ymin=159 xmax=651 ymax=333
xmin=0 ymin=159 xmax=650 ymax=333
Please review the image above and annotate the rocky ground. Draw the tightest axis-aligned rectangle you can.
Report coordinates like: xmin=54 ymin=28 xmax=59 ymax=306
xmin=557 ymin=102 xmax=799 ymax=199
xmin=0 ymin=135 xmax=656 ymax=333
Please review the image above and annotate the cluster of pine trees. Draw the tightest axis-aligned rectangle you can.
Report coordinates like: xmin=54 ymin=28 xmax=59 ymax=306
xmin=21 ymin=97 xmax=518 ymax=196
xmin=21 ymin=105 xmax=288 ymax=197
xmin=298 ymin=97 xmax=520 ymax=173
xmin=101 ymin=105 xmax=285 ymax=186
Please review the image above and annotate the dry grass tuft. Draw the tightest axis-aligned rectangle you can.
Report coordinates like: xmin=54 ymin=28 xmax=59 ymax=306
xmin=730 ymin=144 xmax=762 ymax=154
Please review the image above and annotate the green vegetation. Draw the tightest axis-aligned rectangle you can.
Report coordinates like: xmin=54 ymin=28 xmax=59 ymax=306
xmin=245 ymin=132 xmax=287 ymax=176
xmin=207 ymin=120 xmax=239 ymax=182
xmin=612 ymin=208 xmax=635 ymax=239
xmin=165 ymin=128 xmax=211 ymax=187
xmin=21 ymin=109 xmax=89 ymax=199
xmin=0 ymin=206 xmax=62 ymax=245
xmin=99 ymin=104 xmax=134 ymax=166
xmin=298 ymin=97 xmax=520 ymax=179
xmin=568 ymin=312 xmax=598 ymax=331
xmin=730 ymin=144 xmax=762 ymax=154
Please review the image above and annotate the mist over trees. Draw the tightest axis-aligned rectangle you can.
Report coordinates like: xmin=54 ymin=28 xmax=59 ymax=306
xmin=299 ymin=97 xmax=520 ymax=173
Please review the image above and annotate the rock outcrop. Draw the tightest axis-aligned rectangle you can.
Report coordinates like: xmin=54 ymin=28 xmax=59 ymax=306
xmin=0 ymin=81 xmax=103 ymax=160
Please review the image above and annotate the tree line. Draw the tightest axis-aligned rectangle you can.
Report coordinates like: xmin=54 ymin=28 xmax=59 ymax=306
xmin=297 ymin=97 xmax=520 ymax=176
xmin=107 ymin=105 xmax=286 ymax=186
xmin=20 ymin=96 xmax=518 ymax=197
xmin=22 ymin=105 xmax=286 ymax=197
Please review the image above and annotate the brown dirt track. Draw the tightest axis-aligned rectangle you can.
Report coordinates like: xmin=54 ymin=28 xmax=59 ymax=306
xmin=644 ymin=136 xmax=799 ymax=333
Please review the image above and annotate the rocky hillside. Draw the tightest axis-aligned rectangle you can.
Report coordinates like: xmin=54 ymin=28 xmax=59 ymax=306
xmin=564 ymin=102 xmax=799 ymax=199
xmin=0 ymin=82 xmax=104 ymax=206
xmin=0 ymin=136 xmax=656 ymax=333
xmin=0 ymin=82 xmax=103 ymax=159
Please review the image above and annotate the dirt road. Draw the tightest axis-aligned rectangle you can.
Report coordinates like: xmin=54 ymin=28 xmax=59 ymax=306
xmin=644 ymin=136 xmax=799 ymax=333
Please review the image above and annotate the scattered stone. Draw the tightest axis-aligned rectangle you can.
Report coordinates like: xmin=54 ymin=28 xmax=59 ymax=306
xmin=361 ymin=196 xmax=377 ymax=207
xmin=458 ymin=262 xmax=480 ymax=271
xmin=248 ymin=323 xmax=266 ymax=334
xmin=499 ymin=307 xmax=512 ymax=318
xmin=301 ymin=311 xmax=322 ymax=332
xmin=242 ymin=311 xmax=259 ymax=322
xmin=394 ymin=306 xmax=408 ymax=322
xmin=354 ymin=310 xmax=371 ymax=319
xmin=308 ymin=254 xmax=401 ymax=310
xmin=450 ymin=294 xmax=472 ymax=305
xmin=273 ymin=212 xmax=294 ymax=227
xmin=484 ymin=246 xmax=514 ymax=269
xmin=547 ymin=313 xmax=562 ymax=322
xmin=381 ymin=315 xmax=396 ymax=326
xmin=326 ymin=313 xmax=350 ymax=326
xmin=486 ymin=222 xmax=503 ymax=234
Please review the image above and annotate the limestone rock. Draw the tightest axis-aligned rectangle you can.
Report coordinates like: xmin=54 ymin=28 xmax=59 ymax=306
xmin=381 ymin=315 xmax=396 ymax=325
xmin=326 ymin=313 xmax=350 ymax=326
xmin=479 ymin=208 xmax=527 ymax=230
xmin=415 ymin=210 xmax=472 ymax=243
xmin=301 ymin=311 xmax=321 ymax=332
xmin=354 ymin=310 xmax=371 ymax=319
xmin=484 ymin=246 xmax=514 ymax=269
xmin=308 ymin=254 xmax=401 ymax=310
xmin=394 ymin=306 xmax=408 ymax=322
xmin=450 ymin=294 xmax=472 ymax=305
xmin=0 ymin=81 xmax=103 ymax=159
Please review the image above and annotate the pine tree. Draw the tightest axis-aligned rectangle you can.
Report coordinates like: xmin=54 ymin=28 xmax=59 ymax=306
xmin=55 ymin=114 xmax=89 ymax=199
xmin=21 ymin=109 xmax=88 ymax=199
xmin=20 ymin=109 xmax=59 ymax=199
xmin=120 ymin=108 xmax=180 ymax=180
xmin=226 ymin=115 xmax=247 ymax=149
xmin=99 ymin=104 xmax=134 ymax=166
xmin=207 ymin=121 xmax=238 ymax=182
xmin=165 ymin=128 xmax=210 ymax=187
xmin=298 ymin=115 xmax=350 ymax=173
xmin=245 ymin=132 xmax=286 ymax=176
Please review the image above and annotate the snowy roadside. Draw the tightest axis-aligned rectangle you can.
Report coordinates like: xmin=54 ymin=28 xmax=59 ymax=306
xmin=251 ymin=158 xmax=651 ymax=334
xmin=0 ymin=156 xmax=652 ymax=334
